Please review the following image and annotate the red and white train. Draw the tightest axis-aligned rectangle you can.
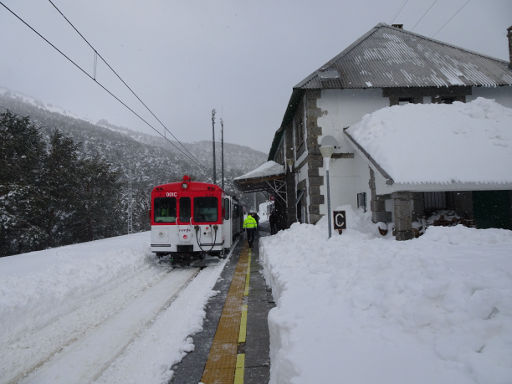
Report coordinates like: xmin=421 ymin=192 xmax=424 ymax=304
xmin=150 ymin=175 xmax=243 ymax=260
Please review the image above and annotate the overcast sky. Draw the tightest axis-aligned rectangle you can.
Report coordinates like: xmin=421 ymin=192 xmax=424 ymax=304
xmin=1 ymin=0 xmax=511 ymax=153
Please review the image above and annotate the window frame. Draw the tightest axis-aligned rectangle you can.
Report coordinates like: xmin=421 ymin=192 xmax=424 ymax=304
xmin=153 ymin=197 xmax=177 ymax=223
xmin=193 ymin=196 xmax=219 ymax=223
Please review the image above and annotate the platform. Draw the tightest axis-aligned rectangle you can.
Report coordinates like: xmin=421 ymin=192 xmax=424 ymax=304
xmin=170 ymin=228 xmax=274 ymax=384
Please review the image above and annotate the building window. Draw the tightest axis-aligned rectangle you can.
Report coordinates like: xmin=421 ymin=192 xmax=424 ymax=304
xmin=423 ymin=192 xmax=456 ymax=213
xmin=357 ymin=192 xmax=367 ymax=212
xmin=432 ymin=96 xmax=456 ymax=104
xmin=389 ymin=95 xmax=422 ymax=106
xmin=398 ymin=97 xmax=414 ymax=105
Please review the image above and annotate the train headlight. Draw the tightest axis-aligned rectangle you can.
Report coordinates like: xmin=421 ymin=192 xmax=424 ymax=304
xmin=181 ymin=183 xmax=188 ymax=189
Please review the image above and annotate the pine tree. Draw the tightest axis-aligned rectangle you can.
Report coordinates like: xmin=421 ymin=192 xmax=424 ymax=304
xmin=73 ymin=156 xmax=122 ymax=242
xmin=40 ymin=130 xmax=83 ymax=247
xmin=0 ymin=111 xmax=47 ymax=256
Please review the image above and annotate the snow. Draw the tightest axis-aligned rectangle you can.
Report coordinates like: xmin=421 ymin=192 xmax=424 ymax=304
xmin=234 ymin=160 xmax=284 ymax=180
xmin=258 ymin=200 xmax=273 ymax=223
xmin=0 ymin=232 xmax=229 ymax=384
xmin=0 ymin=87 xmax=86 ymax=121
xmin=261 ymin=205 xmax=512 ymax=384
xmin=3 ymin=206 xmax=511 ymax=384
xmin=346 ymin=98 xmax=512 ymax=185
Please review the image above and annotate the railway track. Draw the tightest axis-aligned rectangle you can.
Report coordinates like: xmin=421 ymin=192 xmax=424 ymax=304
xmin=3 ymin=266 xmax=201 ymax=384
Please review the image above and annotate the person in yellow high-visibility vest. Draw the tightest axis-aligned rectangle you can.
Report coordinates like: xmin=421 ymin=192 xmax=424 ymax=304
xmin=243 ymin=213 xmax=258 ymax=248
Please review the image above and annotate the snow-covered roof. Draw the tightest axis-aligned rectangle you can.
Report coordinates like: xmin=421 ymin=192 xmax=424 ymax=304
xmin=346 ymin=98 xmax=512 ymax=186
xmin=234 ymin=160 xmax=284 ymax=181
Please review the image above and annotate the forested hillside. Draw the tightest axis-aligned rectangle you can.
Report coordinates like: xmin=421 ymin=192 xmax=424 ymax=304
xmin=0 ymin=90 xmax=268 ymax=256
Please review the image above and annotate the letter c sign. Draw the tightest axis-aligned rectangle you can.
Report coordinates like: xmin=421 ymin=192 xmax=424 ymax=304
xmin=333 ymin=210 xmax=346 ymax=230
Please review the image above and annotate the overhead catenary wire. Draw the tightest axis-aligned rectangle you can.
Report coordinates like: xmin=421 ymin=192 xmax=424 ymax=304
xmin=432 ymin=0 xmax=471 ymax=38
xmin=46 ymin=0 xmax=201 ymax=167
xmin=412 ymin=0 xmax=438 ymax=31
xmin=0 ymin=1 xmax=205 ymax=169
xmin=391 ymin=0 xmax=409 ymax=24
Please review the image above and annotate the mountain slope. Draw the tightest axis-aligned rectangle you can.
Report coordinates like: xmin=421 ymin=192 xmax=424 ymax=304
xmin=0 ymin=89 xmax=268 ymax=229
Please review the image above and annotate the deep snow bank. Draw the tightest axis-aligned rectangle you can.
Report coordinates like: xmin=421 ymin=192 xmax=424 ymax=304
xmin=0 ymin=232 xmax=152 ymax=344
xmin=260 ymin=207 xmax=512 ymax=384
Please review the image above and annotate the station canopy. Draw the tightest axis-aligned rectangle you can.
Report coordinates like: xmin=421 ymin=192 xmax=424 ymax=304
xmin=233 ymin=161 xmax=287 ymax=204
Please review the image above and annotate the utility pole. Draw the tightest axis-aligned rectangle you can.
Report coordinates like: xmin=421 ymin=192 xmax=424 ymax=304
xmin=221 ymin=118 xmax=224 ymax=190
xmin=211 ymin=109 xmax=217 ymax=185
xmin=127 ymin=172 xmax=133 ymax=234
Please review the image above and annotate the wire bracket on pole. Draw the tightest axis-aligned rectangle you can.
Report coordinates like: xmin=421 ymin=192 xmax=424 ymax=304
xmin=211 ymin=109 xmax=217 ymax=185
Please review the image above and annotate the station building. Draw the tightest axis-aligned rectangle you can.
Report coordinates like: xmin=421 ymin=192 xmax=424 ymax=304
xmin=236 ymin=23 xmax=512 ymax=239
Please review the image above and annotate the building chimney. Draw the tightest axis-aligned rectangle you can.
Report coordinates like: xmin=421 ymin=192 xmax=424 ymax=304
xmin=392 ymin=24 xmax=403 ymax=29
xmin=508 ymin=26 xmax=512 ymax=68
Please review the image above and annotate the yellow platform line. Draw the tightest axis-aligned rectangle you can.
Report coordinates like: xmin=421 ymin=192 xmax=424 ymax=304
xmin=201 ymin=246 xmax=250 ymax=384
xmin=238 ymin=304 xmax=248 ymax=343
xmin=234 ymin=353 xmax=245 ymax=384
xmin=244 ymin=250 xmax=251 ymax=296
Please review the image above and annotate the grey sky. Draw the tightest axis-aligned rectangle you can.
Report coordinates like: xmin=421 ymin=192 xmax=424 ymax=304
xmin=1 ymin=0 xmax=511 ymax=153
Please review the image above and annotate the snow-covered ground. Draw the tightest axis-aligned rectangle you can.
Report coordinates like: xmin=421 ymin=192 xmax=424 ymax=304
xmin=261 ymin=206 xmax=512 ymax=384
xmin=0 ymin=232 xmax=229 ymax=384
xmin=3 ymin=211 xmax=511 ymax=384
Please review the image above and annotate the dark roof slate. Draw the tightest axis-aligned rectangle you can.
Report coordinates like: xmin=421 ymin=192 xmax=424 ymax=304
xmin=296 ymin=23 xmax=512 ymax=89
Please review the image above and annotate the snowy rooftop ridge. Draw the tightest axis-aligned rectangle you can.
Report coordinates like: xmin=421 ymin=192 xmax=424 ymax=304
xmin=234 ymin=160 xmax=284 ymax=181
xmin=346 ymin=98 xmax=512 ymax=186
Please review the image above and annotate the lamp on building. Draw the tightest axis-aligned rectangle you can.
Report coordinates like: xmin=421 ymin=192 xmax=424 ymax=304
xmin=320 ymin=136 xmax=338 ymax=239
xmin=286 ymin=158 xmax=294 ymax=173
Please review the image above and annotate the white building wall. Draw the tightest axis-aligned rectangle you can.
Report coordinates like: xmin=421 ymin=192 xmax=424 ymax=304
xmin=317 ymin=89 xmax=388 ymax=150
xmin=317 ymin=89 xmax=388 ymax=212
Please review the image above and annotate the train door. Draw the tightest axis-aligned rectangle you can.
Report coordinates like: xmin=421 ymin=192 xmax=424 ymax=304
xmin=222 ymin=196 xmax=233 ymax=249
xmin=177 ymin=196 xmax=193 ymax=252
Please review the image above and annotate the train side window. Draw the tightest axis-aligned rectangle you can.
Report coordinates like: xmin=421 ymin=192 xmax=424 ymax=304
xmin=194 ymin=197 xmax=218 ymax=222
xmin=154 ymin=197 xmax=176 ymax=223
xmin=223 ymin=198 xmax=230 ymax=220
xmin=179 ymin=197 xmax=191 ymax=223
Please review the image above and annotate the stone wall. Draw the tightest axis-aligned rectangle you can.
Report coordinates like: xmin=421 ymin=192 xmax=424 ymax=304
xmin=304 ymin=90 xmax=323 ymax=224
xmin=296 ymin=179 xmax=307 ymax=223
xmin=392 ymin=191 xmax=414 ymax=240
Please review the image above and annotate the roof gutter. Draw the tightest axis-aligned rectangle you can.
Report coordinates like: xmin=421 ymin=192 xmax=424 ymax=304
xmin=343 ymin=128 xmax=394 ymax=185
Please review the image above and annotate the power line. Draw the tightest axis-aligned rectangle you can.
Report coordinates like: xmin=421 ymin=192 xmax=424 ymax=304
xmin=0 ymin=1 xmax=204 ymax=169
xmin=432 ymin=0 xmax=471 ymax=38
xmin=412 ymin=0 xmax=438 ymax=31
xmin=46 ymin=0 xmax=202 ymax=167
xmin=391 ymin=0 xmax=409 ymax=24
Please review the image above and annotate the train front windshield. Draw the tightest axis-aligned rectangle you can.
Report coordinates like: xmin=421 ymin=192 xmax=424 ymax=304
xmin=194 ymin=197 xmax=218 ymax=222
xmin=154 ymin=197 xmax=176 ymax=223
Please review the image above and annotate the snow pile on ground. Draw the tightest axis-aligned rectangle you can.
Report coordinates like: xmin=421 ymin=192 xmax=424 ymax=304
xmin=0 ymin=232 xmax=229 ymax=384
xmin=258 ymin=200 xmax=273 ymax=223
xmin=346 ymin=98 xmax=512 ymax=185
xmin=261 ymin=206 xmax=512 ymax=384
xmin=0 ymin=233 xmax=151 ymax=343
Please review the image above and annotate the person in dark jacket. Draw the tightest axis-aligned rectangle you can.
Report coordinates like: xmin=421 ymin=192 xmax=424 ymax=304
xmin=252 ymin=212 xmax=260 ymax=234
xmin=269 ymin=209 xmax=278 ymax=235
